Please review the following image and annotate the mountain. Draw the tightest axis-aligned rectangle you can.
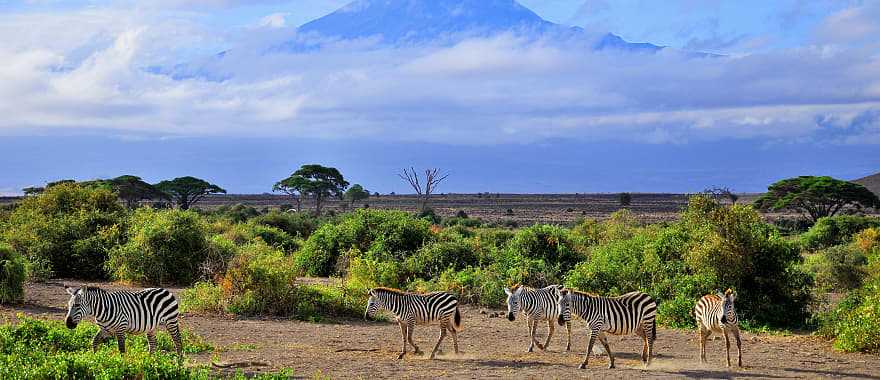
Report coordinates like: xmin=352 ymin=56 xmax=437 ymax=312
xmin=853 ymin=172 xmax=880 ymax=198
xmin=289 ymin=0 xmax=661 ymax=51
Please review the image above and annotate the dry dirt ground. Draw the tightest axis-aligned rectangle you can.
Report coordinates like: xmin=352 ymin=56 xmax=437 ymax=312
xmin=4 ymin=281 xmax=880 ymax=380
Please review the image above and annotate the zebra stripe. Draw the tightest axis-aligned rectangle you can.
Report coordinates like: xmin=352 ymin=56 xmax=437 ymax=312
xmin=694 ymin=289 xmax=742 ymax=367
xmin=365 ymin=287 xmax=462 ymax=359
xmin=504 ymin=284 xmax=572 ymax=352
xmin=557 ymin=289 xmax=657 ymax=369
xmin=64 ymin=285 xmax=183 ymax=363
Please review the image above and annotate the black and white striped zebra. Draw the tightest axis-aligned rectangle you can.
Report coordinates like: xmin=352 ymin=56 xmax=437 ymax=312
xmin=64 ymin=285 xmax=183 ymax=363
xmin=364 ymin=287 xmax=462 ymax=360
xmin=694 ymin=289 xmax=742 ymax=367
xmin=557 ymin=288 xmax=657 ymax=369
xmin=504 ymin=284 xmax=571 ymax=352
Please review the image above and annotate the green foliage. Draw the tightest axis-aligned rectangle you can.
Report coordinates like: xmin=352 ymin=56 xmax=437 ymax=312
xmin=183 ymin=242 xmax=365 ymax=320
xmin=0 ymin=244 xmax=27 ymax=304
xmin=819 ymin=278 xmax=880 ymax=354
xmin=296 ymin=209 xmax=433 ymax=276
xmin=404 ymin=239 xmax=479 ymax=279
xmin=253 ymin=211 xmax=323 ymax=239
xmin=344 ymin=184 xmax=370 ymax=205
xmin=0 ymin=317 xmax=213 ymax=380
xmin=755 ymin=176 xmax=880 ymax=222
xmin=106 ymin=175 xmax=169 ymax=209
xmin=1 ymin=183 xmax=125 ymax=280
xmin=155 ymin=176 xmax=226 ymax=210
xmin=107 ymin=208 xmax=210 ymax=285
xmin=214 ymin=204 xmax=262 ymax=223
xmin=274 ymin=164 xmax=349 ymax=214
xmin=803 ymin=245 xmax=867 ymax=292
xmin=505 ymin=224 xmax=587 ymax=275
xmin=417 ymin=207 xmax=441 ymax=224
xmin=619 ymin=192 xmax=632 ymax=206
xmin=800 ymin=215 xmax=880 ymax=250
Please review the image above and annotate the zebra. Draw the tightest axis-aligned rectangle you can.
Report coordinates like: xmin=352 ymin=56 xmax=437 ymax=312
xmin=557 ymin=288 xmax=657 ymax=369
xmin=364 ymin=287 xmax=462 ymax=360
xmin=504 ymin=284 xmax=571 ymax=352
xmin=694 ymin=289 xmax=742 ymax=367
xmin=64 ymin=285 xmax=183 ymax=363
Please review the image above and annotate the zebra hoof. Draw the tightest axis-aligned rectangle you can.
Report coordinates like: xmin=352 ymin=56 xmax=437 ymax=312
xmin=578 ymin=364 xmax=587 ymax=369
xmin=397 ymin=353 xmax=405 ymax=360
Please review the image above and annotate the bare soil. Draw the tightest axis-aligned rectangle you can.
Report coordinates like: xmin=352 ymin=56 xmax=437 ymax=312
xmin=3 ymin=281 xmax=880 ymax=379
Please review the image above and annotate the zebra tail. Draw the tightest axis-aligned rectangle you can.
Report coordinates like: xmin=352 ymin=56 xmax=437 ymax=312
xmin=453 ymin=308 xmax=462 ymax=332
xmin=651 ymin=318 xmax=656 ymax=341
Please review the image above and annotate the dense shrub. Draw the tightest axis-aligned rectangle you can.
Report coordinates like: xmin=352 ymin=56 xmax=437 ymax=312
xmin=296 ymin=210 xmax=433 ymax=276
xmin=253 ymin=211 xmax=323 ymax=239
xmin=0 ymin=244 xmax=27 ymax=304
xmin=504 ymin=224 xmax=587 ymax=275
xmin=405 ymin=239 xmax=479 ymax=279
xmin=803 ymin=244 xmax=867 ymax=292
xmin=0 ymin=317 xmax=213 ymax=379
xmin=183 ymin=242 xmax=366 ymax=320
xmin=819 ymin=278 xmax=880 ymax=353
xmin=214 ymin=203 xmax=262 ymax=223
xmin=801 ymin=215 xmax=880 ymax=250
xmin=107 ymin=208 xmax=210 ymax=285
xmin=1 ymin=184 xmax=124 ymax=279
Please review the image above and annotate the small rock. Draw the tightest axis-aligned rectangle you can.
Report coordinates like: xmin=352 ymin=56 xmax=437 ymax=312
xmin=480 ymin=309 xmax=487 ymax=315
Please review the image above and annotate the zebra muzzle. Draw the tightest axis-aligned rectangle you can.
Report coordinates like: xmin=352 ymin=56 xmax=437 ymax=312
xmin=558 ymin=315 xmax=566 ymax=326
xmin=65 ymin=317 xmax=77 ymax=329
xmin=507 ymin=312 xmax=515 ymax=322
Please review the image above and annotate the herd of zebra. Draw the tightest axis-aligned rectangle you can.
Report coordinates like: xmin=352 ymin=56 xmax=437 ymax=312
xmin=62 ymin=283 xmax=743 ymax=370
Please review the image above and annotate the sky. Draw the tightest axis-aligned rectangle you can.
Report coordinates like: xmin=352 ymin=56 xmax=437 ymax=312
xmin=1 ymin=0 xmax=879 ymax=195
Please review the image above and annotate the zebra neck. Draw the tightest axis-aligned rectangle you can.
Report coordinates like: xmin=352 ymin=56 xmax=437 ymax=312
xmin=88 ymin=290 xmax=108 ymax=319
xmin=381 ymin=293 xmax=405 ymax=315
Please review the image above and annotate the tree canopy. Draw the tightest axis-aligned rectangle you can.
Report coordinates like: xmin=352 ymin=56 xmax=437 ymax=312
xmin=755 ymin=176 xmax=880 ymax=222
xmin=344 ymin=184 xmax=370 ymax=205
xmin=155 ymin=176 xmax=226 ymax=210
xmin=107 ymin=175 xmax=168 ymax=208
xmin=275 ymin=164 xmax=348 ymax=214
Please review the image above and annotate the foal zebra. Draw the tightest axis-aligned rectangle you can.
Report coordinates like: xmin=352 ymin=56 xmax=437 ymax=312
xmin=504 ymin=284 xmax=571 ymax=352
xmin=364 ymin=287 xmax=462 ymax=359
xmin=557 ymin=289 xmax=657 ymax=369
xmin=64 ymin=285 xmax=183 ymax=363
xmin=694 ymin=289 xmax=742 ymax=367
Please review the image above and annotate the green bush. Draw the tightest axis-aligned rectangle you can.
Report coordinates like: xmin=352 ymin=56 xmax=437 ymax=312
xmin=801 ymin=215 xmax=880 ymax=250
xmin=214 ymin=203 xmax=261 ymax=223
xmin=404 ymin=239 xmax=479 ymax=280
xmin=253 ymin=211 xmax=323 ymax=239
xmin=819 ymin=278 xmax=880 ymax=353
xmin=0 ymin=244 xmax=27 ymax=304
xmin=107 ymin=208 xmax=210 ymax=285
xmin=1 ymin=184 xmax=125 ymax=280
xmin=504 ymin=224 xmax=586 ymax=275
xmin=296 ymin=209 xmax=433 ymax=276
xmin=0 ymin=317 xmax=212 ymax=379
xmin=803 ymin=244 xmax=867 ymax=292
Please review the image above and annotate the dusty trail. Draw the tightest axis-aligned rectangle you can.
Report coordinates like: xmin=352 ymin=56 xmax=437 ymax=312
xmin=4 ymin=281 xmax=880 ymax=379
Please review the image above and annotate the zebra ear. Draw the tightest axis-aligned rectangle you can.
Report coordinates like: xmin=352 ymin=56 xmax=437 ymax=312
xmin=65 ymin=287 xmax=76 ymax=296
xmin=513 ymin=287 xmax=524 ymax=296
xmin=503 ymin=288 xmax=511 ymax=296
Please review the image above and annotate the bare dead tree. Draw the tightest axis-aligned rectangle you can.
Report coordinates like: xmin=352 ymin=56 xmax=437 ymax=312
xmin=704 ymin=186 xmax=739 ymax=204
xmin=398 ymin=167 xmax=450 ymax=212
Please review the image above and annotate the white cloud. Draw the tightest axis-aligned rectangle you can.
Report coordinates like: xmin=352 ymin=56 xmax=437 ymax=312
xmin=258 ymin=12 xmax=290 ymax=28
xmin=0 ymin=3 xmax=879 ymax=146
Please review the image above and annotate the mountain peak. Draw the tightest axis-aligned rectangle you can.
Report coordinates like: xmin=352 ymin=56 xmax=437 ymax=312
xmin=298 ymin=0 xmax=558 ymax=43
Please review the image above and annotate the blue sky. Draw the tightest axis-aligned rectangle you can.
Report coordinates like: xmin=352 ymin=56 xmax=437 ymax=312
xmin=0 ymin=0 xmax=878 ymax=195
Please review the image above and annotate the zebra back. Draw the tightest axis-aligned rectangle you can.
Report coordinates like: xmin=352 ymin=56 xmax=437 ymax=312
xmin=366 ymin=287 xmax=461 ymax=328
xmin=559 ymin=289 xmax=657 ymax=336
xmin=505 ymin=284 xmax=564 ymax=321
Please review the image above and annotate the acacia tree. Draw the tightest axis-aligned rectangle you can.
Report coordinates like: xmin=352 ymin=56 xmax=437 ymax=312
xmin=704 ymin=186 xmax=739 ymax=204
xmin=154 ymin=176 xmax=226 ymax=210
xmin=108 ymin=175 xmax=168 ymax=208
xmin=344 ymin=184 xmax=370 ymax=206
xmin=275 ymin=164 xmax=348 ymax=214
xmin=273 ymin=176 xmax=307 ymax=212
xmin=398 ymin=167 xmax=449 ymax=212
xmin=755 ymin=176 xmax=879 ymax=222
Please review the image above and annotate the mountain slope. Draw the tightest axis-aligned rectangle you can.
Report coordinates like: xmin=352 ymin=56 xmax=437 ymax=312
xmin=293 ymin=0 xmax=661 ymax=50
xmin=853 ymin=172 xmax=880 ymax=198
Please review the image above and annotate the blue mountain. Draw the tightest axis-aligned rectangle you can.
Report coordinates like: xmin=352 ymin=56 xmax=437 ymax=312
xmin=290 ymin=0 xmax=661 ymax=51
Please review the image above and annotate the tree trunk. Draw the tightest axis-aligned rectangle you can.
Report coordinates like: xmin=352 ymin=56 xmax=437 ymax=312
xmin=315 ymin=194 xmax=323 ymax=214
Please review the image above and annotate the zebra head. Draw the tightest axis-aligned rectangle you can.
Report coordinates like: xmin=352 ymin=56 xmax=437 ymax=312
xmin=718 ymin=288 xmax=738 ymax=325
xmin=557 ymin=288 xmax=572 ymax=326
xmin=364 ymin=289 xmax=382 ymax=320
xmin=503 ymin=286 xmax=524 ymax=321
xmin=64 ymin=286 xmax=91 ymax=329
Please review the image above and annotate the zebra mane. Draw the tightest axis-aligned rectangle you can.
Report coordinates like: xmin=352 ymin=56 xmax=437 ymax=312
xmin=566 ymin=288 xmax=599 ymax=297
xmin=372 ymin=287 xmax=409 ymax=295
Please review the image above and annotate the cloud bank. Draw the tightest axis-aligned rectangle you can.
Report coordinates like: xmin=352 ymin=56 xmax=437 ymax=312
xmin=0 ymin=3 xmax=879 ymax=146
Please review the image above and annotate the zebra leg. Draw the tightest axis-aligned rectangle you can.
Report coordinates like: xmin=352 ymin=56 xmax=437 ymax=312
xmin=450 ymin=326 xmax=459 ymax=354
xmin=397 ymin=321 xmax=408 ymax=359
xmin=116 ymin=332 xmax=126 ymax=354
xmin=92 ymin=330 xmax=108 ymax=352
xmin=597 ymin=333 xmax=614 ymax=369
xmin=579 ymin=330 xmax=598 ymax=369
xmin=733 ymin=327 xmax=743 ymax=367
xmin=165 ymin=320 xmax=184 ymax=365
xmin=565 ymin=322 xmax=572 ymax=352
xmin=723 ymin=329 xmax=731 ymax=367
xmin=698 ymin=327 xmax=710 ymax=363
xmin=636 ymin=327 xmax=648 ymax=363
xmin=530 ymin=318 xmax=544 ymax=351
xmin=407 ymin=322 xmax=421 ymax=355
xmin=526 ymin=319 xmax=535 ymax=352
xmin=645 ymin=321 xmax=656 ymax=367
xmin=430 ymin=325 xmax=447 ymax=360
xmin=146 ymin=331 xmax=158 ymax=354
xmin=542 ymin=319 xmax=554 ymax=350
